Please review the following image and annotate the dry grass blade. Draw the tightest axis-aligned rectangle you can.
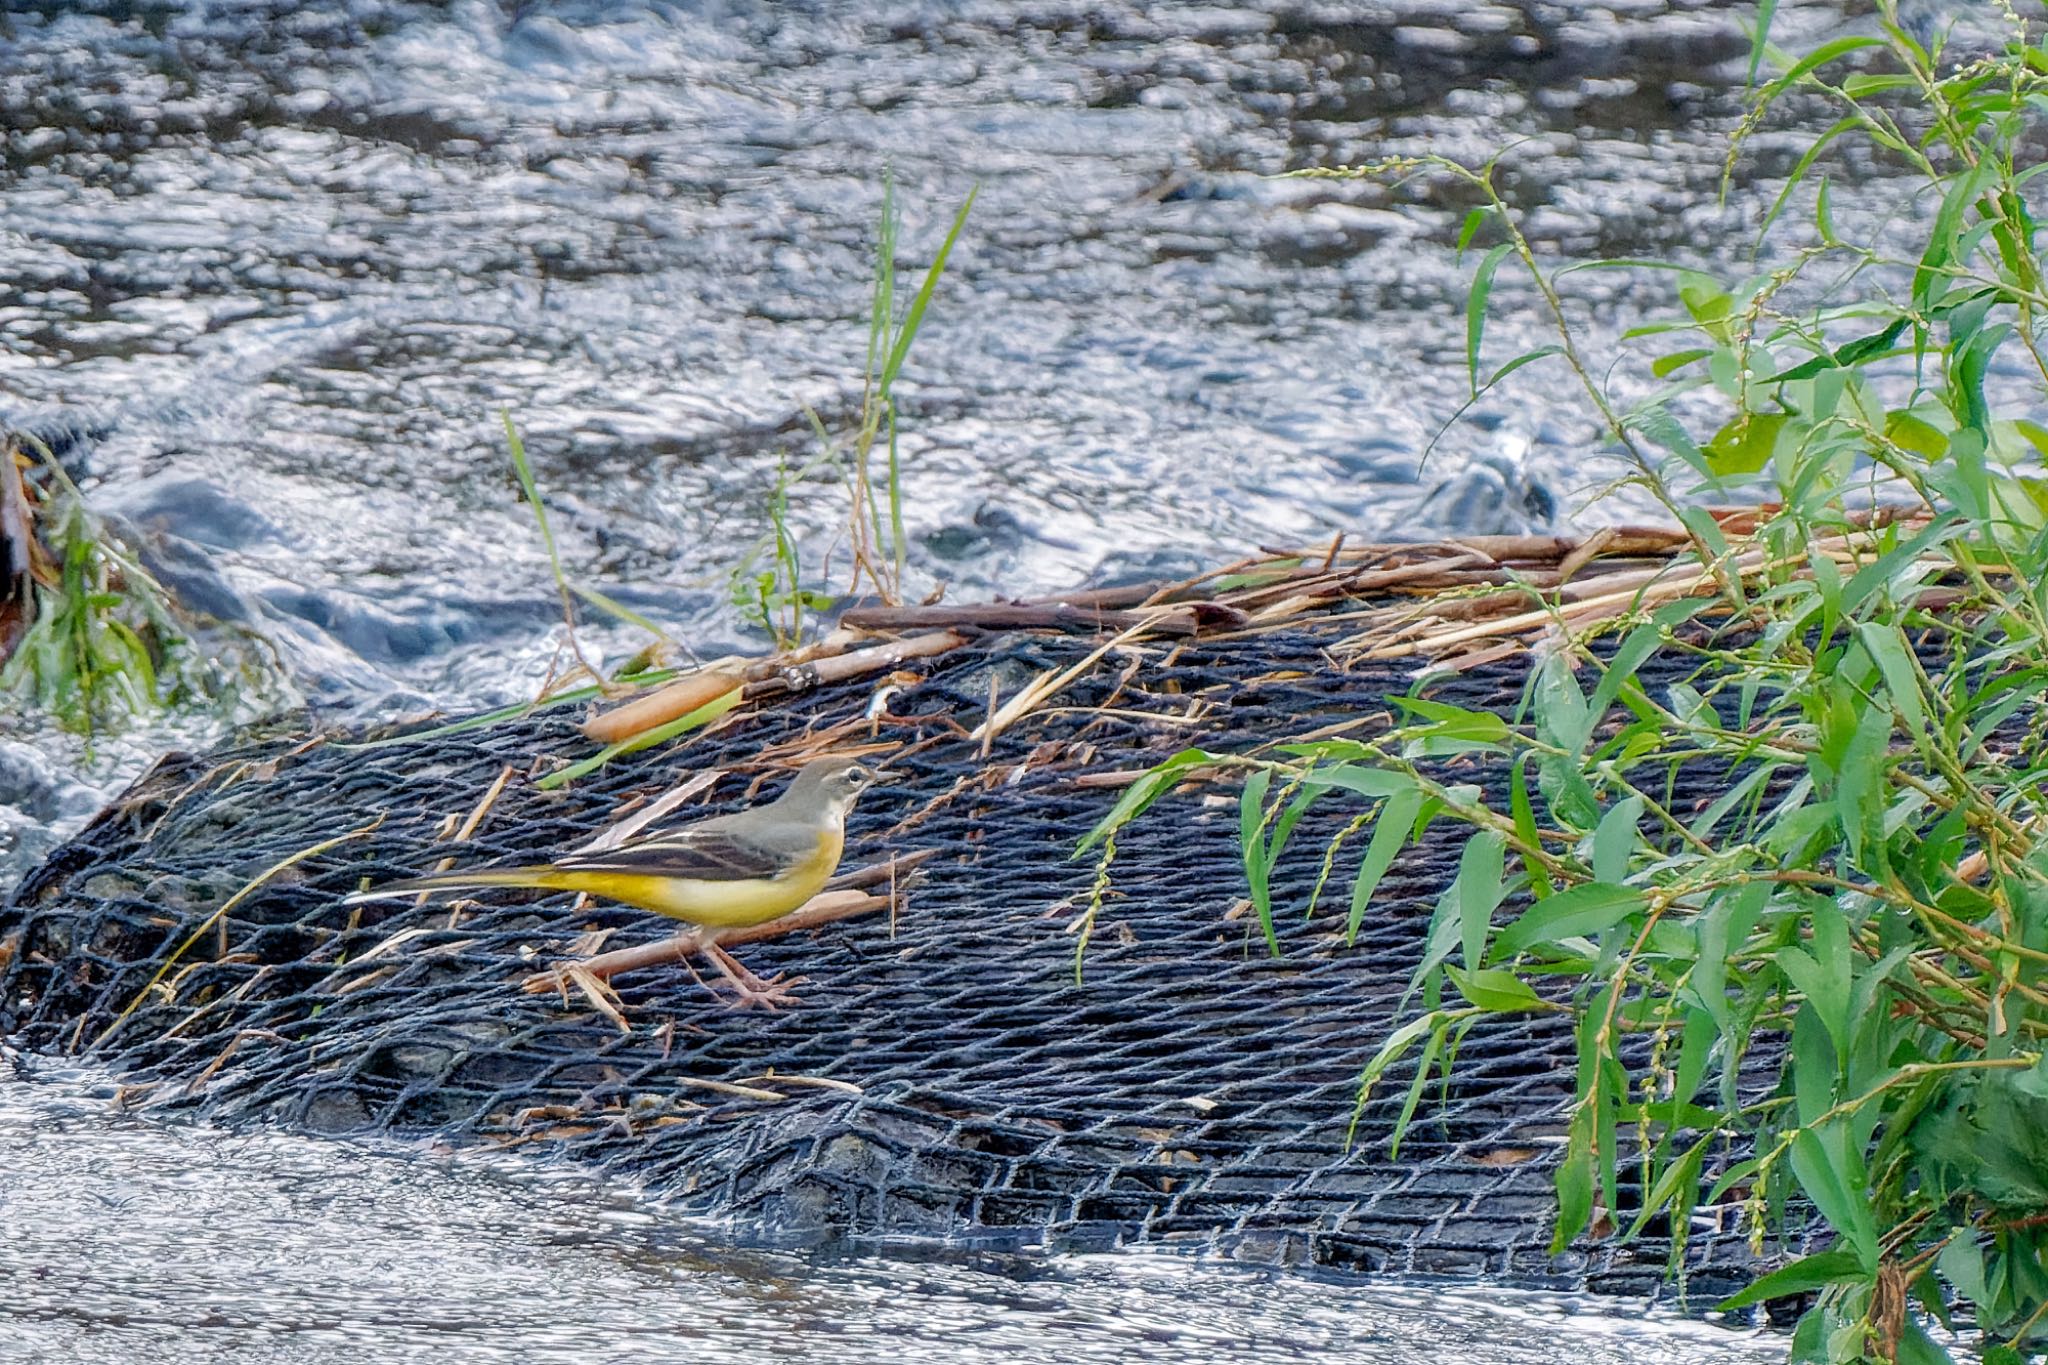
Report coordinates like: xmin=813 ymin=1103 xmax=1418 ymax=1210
xmin=572 ymin=769 xmax=722 ymax=853
xmin=92 ymin=816 xmax=384 ymax=1052
xmin=730 ymin=1071 xmax=864 ymax=1095
xmin=673 ymin=1076 xmax=788 ymax=1102
xmin=564 ymin=963 xmax=631 ymax=1033
xmin=970 ymin=617 xmax=1163 ymax=746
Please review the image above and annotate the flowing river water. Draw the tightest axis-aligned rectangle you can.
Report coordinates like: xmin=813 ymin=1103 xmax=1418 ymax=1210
xmin=0 ymin=1073 xmax=1788 ymax=1364
xmin=0 ymin=1 xmax=1984 ymax=1358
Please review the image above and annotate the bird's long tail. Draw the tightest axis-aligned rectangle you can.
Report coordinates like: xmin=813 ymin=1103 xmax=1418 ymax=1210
xmin=341 ymin=866 xmax=574 ymax=905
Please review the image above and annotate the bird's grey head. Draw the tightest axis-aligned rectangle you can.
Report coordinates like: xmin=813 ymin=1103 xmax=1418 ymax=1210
xmin=780 ymin=755 xmax=889 ymax=817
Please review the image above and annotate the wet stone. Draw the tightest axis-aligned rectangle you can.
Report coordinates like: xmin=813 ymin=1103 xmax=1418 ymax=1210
xmin=298 ymin=1087 xmax=371 ymax=1135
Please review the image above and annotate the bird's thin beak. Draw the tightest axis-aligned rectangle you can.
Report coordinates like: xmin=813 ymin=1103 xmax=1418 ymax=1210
xmin=863 ymin=768 xmax=900 ymax=787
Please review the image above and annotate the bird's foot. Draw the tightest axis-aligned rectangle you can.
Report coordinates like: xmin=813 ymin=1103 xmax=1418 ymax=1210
xmin=700 ymin=942 xmax=809 ymax=1011
xmin=719 ymin=971 xmax=810 ymax=1011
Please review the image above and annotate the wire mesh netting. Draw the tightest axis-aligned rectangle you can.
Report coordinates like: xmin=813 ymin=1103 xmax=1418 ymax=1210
xmin=0 ymin=623 xmax=1782 ymax=1295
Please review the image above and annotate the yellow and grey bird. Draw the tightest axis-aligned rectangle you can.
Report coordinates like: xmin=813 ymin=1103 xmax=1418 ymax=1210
xmin=345 ymin=755 xmax=888 ymax=1007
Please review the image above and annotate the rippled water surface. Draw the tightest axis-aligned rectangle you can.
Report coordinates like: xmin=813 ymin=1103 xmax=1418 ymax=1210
xmin=0 ymin=0 xmax=1953 ymax=857
xmin=1 ymin=0 xmax=1894 ymax=722
xmin=0 ymin=1071 xmax=1784 ymax=1365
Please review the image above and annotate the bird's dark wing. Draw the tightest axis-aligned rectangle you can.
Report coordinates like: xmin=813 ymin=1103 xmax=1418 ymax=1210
xmin=552 ymin=824 xmax=801 ymax=882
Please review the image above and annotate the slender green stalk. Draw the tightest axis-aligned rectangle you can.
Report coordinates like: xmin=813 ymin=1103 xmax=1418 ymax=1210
xmin=1092 ymin=13 xmax=2048 ymax=1360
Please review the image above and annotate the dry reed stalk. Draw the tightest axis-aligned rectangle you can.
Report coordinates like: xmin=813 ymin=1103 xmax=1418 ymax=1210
xmin=741 ymin=629 xmax=968 ymax=700
xmin=582 ymin=669 xmax=745 ymax=745
xmin=970 ymin=616 xmax=1165 ymax=746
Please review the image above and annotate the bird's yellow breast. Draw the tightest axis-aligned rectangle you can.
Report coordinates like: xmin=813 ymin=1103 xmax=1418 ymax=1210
xmin=545 ymin=826 xmax=846 ymax=929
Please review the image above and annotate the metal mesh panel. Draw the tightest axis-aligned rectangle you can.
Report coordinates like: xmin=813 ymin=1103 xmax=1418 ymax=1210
xmin=0 ymin=626 xmax=1780 ymax=1294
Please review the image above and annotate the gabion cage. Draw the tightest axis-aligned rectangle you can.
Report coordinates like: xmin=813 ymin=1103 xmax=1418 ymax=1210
xmin=0 ymin=622 xmax=1786 ymax=1295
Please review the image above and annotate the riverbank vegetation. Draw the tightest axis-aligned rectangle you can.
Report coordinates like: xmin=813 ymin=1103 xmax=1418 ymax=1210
xmin=728 ymin=182 xmax=975 ymax=649
xmin=1088 ymin=5 xmax=2048 ymax=1360
xmin=0 ymin=434 xmax=233 ymax=738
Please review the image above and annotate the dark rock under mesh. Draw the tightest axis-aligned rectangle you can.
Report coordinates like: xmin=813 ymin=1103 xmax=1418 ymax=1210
xmin=0 ymin=625 xmax=1779 ymax=1295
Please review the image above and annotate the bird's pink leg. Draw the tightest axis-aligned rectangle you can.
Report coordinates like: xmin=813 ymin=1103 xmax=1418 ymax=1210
xmin=698 ymin=941 xmax=808 ymax=1010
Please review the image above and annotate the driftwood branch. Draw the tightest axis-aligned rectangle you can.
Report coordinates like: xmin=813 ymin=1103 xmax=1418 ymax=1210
xmin=740 ymin=630 xmax=969 ymax=700
xmin=570 ymin=506 xmax=1936 ymax=753
xmin=581 ymin=670 xmax=742 ymax=745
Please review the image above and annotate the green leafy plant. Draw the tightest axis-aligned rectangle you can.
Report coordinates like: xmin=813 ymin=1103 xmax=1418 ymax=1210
xmin=730 ymin=182 xmax=976 ymax=649
xmin=842 ymin=178 xmax=977 ymax=604
xmin=1088 ymin=6 xmax=2048 ymax=1360
xmin=726 ymin=453 xmax=834 ymax=651
xmin=500 ymin=410 xmax=687 ymax=694
xmin=0 ymin=435 xmax=230 ymax=737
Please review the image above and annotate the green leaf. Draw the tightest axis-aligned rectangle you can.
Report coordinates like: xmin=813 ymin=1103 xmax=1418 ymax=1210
xmin=1627 ymin=404 xmax=1707 ymax=473
xmin=1679 ymin=277 xmax=1735 ymax=342
xmin=1467 ymin=243 xmax=1514 ymax=396
xmin=1886 ymin=409 xmax=1949 ymax=459
xmin=1509 ymin=753 xmax=1553 ymax=901
xmin=570 ymin=582 xmax=673 ymax=640
xmin=879 ymin=186 xmax=977 ymax=397
xmin=2012 ymin=418 xmax=2048 ymax=460
xmin=1455 ymin=831 xmax=1508 ymax=970
xmin=1777 ymin=907 xmax=1853 ymax=1068
xmin=535 ymin=683 xmax=746 ymax=790
xmin=1835 ymin=316 xmax=1912 ymax=367
xmin=501 ymin=410 xmax=575 ymax=602
xmin=1704 ymin=411 xmax=1789 ymax=478
xmin=1388 ymin=1021 xmax=1446 ymax=1160
xmin=1591 ymin=796 xmax=1644 ymax=884
xmin=1535 ymin=652 xmax=1593 ymax=754
xmin=1652 ymin=348 xmax=1712 ymax=378
xmin=1347 ymin=787 xmax=1425 ymax=945
xmin=1393 ymin=696 xmax=1512 ymax=752
xmin=1241 ymin=768 xmax=1280 ymax=958
xmin=1717 ymin=1249 xmax=1868 ymax=1311
xmin=1690 ymin=886 xmax=1765 ymax=1040
xmin=1484 ymin=344 xmax=1562 ymax=388
xmin=1894 ymin=1320 xmax=1958 ymax=1365
xmin=1077 ymin=748 xmax=1219 ymax=852
xmin=1444 ymin=964 xmax=1545 ymax=1012
xmin=1790 ymin=1124 xmax=1880 ymax=1270
xmin=1856 ymin=621 xmax=1928 ymax=739
xmin=1625 ymin=1133 xmax=1709 ymax=1240
xmin=1588 ymin=624 xmax=1664 ymax=722
xmin=1491 ymin=882 xmax=1646 ymax=961
xmin=1456 ymin=206 xmax=1490 ymax=256
xmin=1841 ymin=73 xmax=1917 ymax=98
xmin=1348 ymin=1010 xmax=1440 ymax=1145
xmin=1757 ymin=115 xmax=1864 ymax=240
xmin=1265 ymin=777 xmax=1324 ymax=873
xmin=1745 ymin=0 xmax=1777 ymax=86
xmin=1690 ymin=763 xmax=1782 ymax=842
xmin=1761 ymin=36 xmax=1885 ymax=99
xmin=1839 ymin=511 xmax=1959 ymax=617
xmin=1937 ymin=1236 xmax=1991 ymax=1313
xmin=1768 ymin=316 xmax=1910 ymax=383
xmin=1551 ymin=1104 xmax=1596 ymax=1253
xmin=1317 ymin=766 xmax=1414 ymax=802
xmin=1915 ymin=160 xmax=1996 ymax=313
